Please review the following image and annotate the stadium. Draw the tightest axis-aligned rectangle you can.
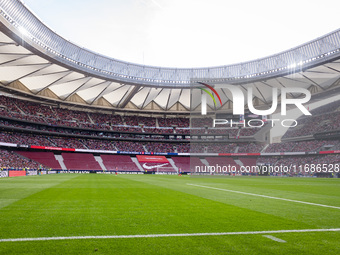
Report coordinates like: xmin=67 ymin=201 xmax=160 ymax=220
xmin=0 ymin=0 xmax=339 ymax=254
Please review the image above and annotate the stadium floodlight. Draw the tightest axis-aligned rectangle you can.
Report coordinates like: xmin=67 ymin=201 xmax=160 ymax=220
xmin=18 ymin=26 xmax=29 ymax=37
xmin=289 ymin=63 xmax=297 ymax=69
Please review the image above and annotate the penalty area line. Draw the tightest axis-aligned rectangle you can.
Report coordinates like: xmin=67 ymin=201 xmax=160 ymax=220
xmin=0 ymin=229 xmax=339 ymax=242
xmin=187 ymin=183 xmax=340 ymax=210
xmin=263 ymin=235 xmax=287 ymax=243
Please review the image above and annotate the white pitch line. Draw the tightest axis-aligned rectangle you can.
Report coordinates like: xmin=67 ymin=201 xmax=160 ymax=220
xmin=187 ymin=183 xmax=340 ymax=210
xmin=0 ymin=229 xmax=339 ymax=242
xmin=263 ymin=235 xmax=286 ymax=243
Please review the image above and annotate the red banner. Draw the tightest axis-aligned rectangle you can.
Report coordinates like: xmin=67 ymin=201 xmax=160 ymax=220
xmin=30 ymin=145 xmax=75 ymax=151
xmin=218 ymin=153 xmax=261 ymax=156
xmin=136 ymin=155 xmax=172 ymax=171
xmin=9 ymin=171 xmax=26 ymax=177
xmin=136 ymin=155 xmax=169 ymax=163
xmin=319 ymin=150 xmax=340 ymax=154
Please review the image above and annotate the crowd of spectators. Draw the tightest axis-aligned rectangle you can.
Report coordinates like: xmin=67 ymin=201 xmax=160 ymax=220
xmin=1 ymin=95 xmax=340 ymax=159
xmin=49 ymin=137 xmax=86 ymax=149
xmin=113 ymin=141 xmax=145 ymax=152
xmin=290 ymin=140 xmax=326 ymax=152
xmin=239 ymin=127 xmax=261 ymax=137
xmin=266 ymin=140 xmax=339 ymax=153
xmin=265 ymin=142 xmax=296 ymax=153
xmin=256 ymin=156 xmax=280 ymax=165
xmin=0 ymin=149 xmax=40 ymax=170
xmin=191 ymin=117 xmax=213 ymax=127
xmin=237 ymin=143 xmax=264 ymax=153
xmin=158 ymin=117 xmax=189 ymax=128
xmin=206 ymin=143 xmax=238 ymax=153
xmin=0 ymin=95 xmax=270 ymax=141
xmin=175 ymin=143 xmax=190 ymax=153
xmin=0 ymin=132 xmax=52 ymax=147
xmin=190 ymin=128 xmax=206 ymax=135
xmin=81 ymin=139 xmax=117 ymax=151
xmin=144 ymin=128 xmax=174 ymax=134
xmin=322 ymin=153 xmax=340 ymax=164
xmin=144 ymin=142 xmax=175 ymax=153
xmin=309 ymin=100 xmax=340 ymax=115
xmin=283 ymin=101 xmax=340 ymax=138
xmin=123 ymin=115 xmax=156 ymax=127
xmin=175 ymin=128 xmax=190 ymax=135
xmin=207 ymin=128 xmax=239 ymax=137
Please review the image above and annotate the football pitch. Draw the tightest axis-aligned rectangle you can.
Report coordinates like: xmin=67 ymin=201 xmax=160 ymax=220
xmin=0 ymin=174 xmax=339 ymax=254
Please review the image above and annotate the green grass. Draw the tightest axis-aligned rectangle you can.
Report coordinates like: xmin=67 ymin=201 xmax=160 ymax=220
xmin=0 ymin=174 xmax=339 ymax=254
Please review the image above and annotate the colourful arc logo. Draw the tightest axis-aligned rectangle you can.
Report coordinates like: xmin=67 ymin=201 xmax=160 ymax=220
xmin=198 ymin=82 xmax=222 ymax=107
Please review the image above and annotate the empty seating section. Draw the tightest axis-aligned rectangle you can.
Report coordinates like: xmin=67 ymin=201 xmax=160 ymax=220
xmin=171 ymin=157 xmax=190 ymax=172
xmin=101 ymin=155 xmax=139 ymax=171
xmin=62 ymin=153 xmax=101 ymax=170
xmin=16 ymin=151 xmax=62 ymax=169
xmin=188 ymin=157 xmax=206 ymax=172
xmin=239 ymin=157 xmax=257 ymax=168
xmin=205 ymin=156 xmax=240 ymax=170
xmin=1 ymin=148 xmax=339 ymax=173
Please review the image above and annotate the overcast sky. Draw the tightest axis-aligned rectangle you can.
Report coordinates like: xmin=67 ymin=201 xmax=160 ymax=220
xmin=22 ymin=0 xmax=340 ymax=68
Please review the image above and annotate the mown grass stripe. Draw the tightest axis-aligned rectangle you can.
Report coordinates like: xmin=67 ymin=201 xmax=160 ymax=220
xmin=187 ymin=183 xmax=340 ymax=210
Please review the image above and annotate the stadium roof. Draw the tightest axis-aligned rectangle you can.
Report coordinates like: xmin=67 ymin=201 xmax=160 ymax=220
xmin=0 ymin=0 xmax=340 ymax=113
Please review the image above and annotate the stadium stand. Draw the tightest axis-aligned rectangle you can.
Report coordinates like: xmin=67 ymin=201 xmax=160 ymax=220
xmin=283 ymin=101 xmax=340 ymax=139
xmin=239 ymin=157 xmax=257 ymax=168
xmin=0 ymin=92 xmax=339 ymax=174
xmin=62 ymin=153 xmax=101 ymax=171
xmin=171 ymin=157 xmax=190 ymax=172
xmin=0 ymin=2 xmax=338 ymax=181
xmin=0 ymin=149 xmax=40 ymax=170
xmin=16 ymin=151 xmax=62 ymax=170
xmin=101 ymin=155 xmax=140 ymax=171
xmin=205 ymin=156 xmax=240 ymax=171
